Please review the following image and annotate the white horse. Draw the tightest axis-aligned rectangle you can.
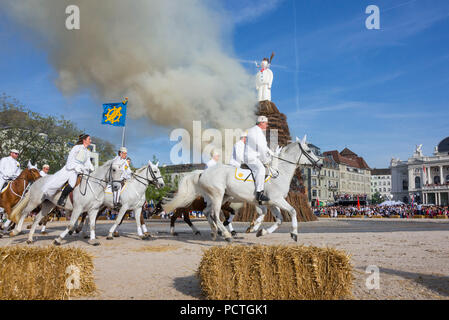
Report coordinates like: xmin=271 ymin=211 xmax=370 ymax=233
xmin=166 ymin=136 xmax=321 ymax=242
xmin=10 ymin=159 xmax=125 ymax=245
xmin=79 ymin=161 xmax=165 ymax=240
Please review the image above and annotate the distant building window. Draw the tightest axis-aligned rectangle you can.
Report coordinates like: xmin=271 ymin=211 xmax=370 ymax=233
xmin=447 ymin=175 xmax=449 ymax=183
xmin=415 ymin=176 xmax=421 ymax=189
xmin=402 ymin=180 xmax=408 ymax=191
xmin=434 ymin=176 xmax=441 ymax=184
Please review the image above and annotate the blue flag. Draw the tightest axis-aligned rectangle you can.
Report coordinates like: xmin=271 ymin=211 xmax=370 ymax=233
xmin=101 ymin=100 xmax=127 ymax=127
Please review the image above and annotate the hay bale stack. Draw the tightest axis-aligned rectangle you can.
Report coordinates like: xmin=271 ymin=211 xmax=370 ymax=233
xmin=0 ymin=246 xmax=96 ymax=300
xmin=198 ymin=245 xmax=353 ymax=300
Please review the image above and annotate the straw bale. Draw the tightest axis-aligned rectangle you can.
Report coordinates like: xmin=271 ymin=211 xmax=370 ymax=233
xmin=0 ymin=246 xmax=96 ymax=300
xmin=198 ymin=245 xmax=353 ymax=300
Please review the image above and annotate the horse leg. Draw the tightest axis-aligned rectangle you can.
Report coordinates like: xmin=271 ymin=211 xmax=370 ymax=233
xmin=247 ymin=205 xmax=267 ymax=233
xmin=87 ymin=209 xmax=101 ymax=246
xmin=107 ymin=207 xmax=128 ymax=240
xmin=54 ymin=207 xmax=82 ymax=246
xmin=139 ymin=212 xmax=152 ymax=236
xmin=169 ymin=211 xmax=178 ymax=236
xmin=184 ymin=211 xmax=200 ymax=235
xmin=134 ymin=207 xmax=149 ymax=240
xmin=209 ymin=193 xmax=232 ymax=242
xmin=223 ymin=206 xmax=236 ymax=236
xmin=27 ymin=202 xmax=54 ymax=244
xmin=75 ymin=212 xmax=87 ymax=234
xmin=257 ymin=205 xmax=283 ymax=237
xmin=271 ymin=198 xmax=299 ymax=242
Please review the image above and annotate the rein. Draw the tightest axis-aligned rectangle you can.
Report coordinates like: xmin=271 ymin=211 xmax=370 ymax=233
xmin=132 ymin=165 xmax=162 ymax=188
xmin=271 ymin=142 xmax=322 ymax=174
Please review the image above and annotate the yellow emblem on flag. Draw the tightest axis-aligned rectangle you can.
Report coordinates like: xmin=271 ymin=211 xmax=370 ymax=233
xmin=104 ymin=106 xmax=123 ymax=124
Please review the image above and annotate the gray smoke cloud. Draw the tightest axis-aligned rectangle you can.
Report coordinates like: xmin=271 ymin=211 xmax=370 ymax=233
xmin=2 ymin=0 xmax=257 ymax=134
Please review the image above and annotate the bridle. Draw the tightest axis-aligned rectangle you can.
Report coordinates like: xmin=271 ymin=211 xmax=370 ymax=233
xmin=79 ymin=163 xmax=120 ymax=196
xmin=272 ymin=142 xmax=322 ymax=173
xmin=132 ymin=164 xmax=163 ymax=188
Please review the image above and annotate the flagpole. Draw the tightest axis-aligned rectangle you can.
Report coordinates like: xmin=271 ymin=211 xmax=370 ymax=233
xmin=121 ymin=126 xmax=126 ymax=148
xmin=121 ymin=97 xmax=128 ymax=148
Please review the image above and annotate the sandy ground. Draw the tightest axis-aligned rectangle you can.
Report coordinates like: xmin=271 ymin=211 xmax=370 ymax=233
xmin=1 ymin=217 xmax=449 ymax=300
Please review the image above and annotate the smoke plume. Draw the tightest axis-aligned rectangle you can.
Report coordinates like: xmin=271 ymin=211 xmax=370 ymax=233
xmin=2 ymin=0 xmax=256 ymax=133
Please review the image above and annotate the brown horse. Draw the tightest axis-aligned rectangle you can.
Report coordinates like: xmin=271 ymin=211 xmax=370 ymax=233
xmin=151 ymin=196 xmax=236 ymax=236
xmin=0 ymin=168 xmax=41 ymax=236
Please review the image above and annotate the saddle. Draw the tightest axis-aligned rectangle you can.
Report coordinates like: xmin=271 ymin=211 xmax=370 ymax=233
xmin=234 ymin=166 xmax=272 ymax=184
xmin=1 ymin=182 xmax=11 ymax=194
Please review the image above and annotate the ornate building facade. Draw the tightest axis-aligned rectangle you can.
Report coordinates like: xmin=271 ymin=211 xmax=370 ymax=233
xmin=390 ymin=137 xmax=449 ymax=205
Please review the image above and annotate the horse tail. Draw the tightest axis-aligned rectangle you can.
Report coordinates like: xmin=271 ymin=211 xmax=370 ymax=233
xmin=9 ymin=190 xmax=31 ymax=224
xmin=163 ymin=172 xmax=201 ymax=213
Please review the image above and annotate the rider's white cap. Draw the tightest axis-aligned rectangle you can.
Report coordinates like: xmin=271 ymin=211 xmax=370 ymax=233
xmin=42 ymin=164 xmax=50 ymax=169
xmin=10 ymin=149 xmax=19 ymax=154
xmin=119 ymin=147 xmax=128 ymax=153
xmin=257 ymin=116 xmax=268 ymax=124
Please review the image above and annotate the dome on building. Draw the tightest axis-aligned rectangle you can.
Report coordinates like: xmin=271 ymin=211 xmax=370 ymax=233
xmin=437 ymin=137 xmax=449 ymax=153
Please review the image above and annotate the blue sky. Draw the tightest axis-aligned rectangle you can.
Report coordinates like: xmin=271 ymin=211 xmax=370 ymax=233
xmin=1 ymin=0 xmax=448 ymax=168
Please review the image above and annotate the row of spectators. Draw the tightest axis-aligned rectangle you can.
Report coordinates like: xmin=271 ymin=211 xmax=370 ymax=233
xmin=334 ymin=194 xmax=368 ymax=201
xmin=314 ymin=205 xmax=449 ymax=218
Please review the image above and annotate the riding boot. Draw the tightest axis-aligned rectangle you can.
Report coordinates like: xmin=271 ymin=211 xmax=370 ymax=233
xmin=256 ymin=191 xmax=270 ymax=204
xmin=57 ymin=185 xmax=74 ymax=207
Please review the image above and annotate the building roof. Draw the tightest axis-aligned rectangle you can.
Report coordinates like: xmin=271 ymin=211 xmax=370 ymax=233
xmin=371 ymin=168 xmax=391 ymax=176
xmin=438 ymin=137 xmax=449 ymax=153
xmin=323 ymin=148 xmax=371 ymax=170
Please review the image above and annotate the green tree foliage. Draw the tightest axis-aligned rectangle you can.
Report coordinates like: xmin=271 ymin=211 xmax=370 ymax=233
xmin=0 ymin=94 xmax=115 ymax=171
xmin=371 ymin=191 xmax=383 ymax=205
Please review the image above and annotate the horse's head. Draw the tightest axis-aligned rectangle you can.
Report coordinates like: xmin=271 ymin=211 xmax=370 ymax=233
xmin=23 ymin=161 xmax=41 ymax=182
xmin=280 ymin=135 xmax=322 ymax=169
xmin=104 ymin=160 xmax=125 ymax=192
xmin=148 ymin=161 xmax=165 ymax=189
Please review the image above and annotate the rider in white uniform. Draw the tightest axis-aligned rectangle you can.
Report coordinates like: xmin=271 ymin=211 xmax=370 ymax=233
xmin=206 ymin=150 xmax=220 ymax=169
xmin=0 ymin=149 xmax=22 ymax=191
xmin=39 ymin=164 xmax=50 ymax=177
xmin=229 ymin=132 xmax=247 ymax=168
xmin=42 ymin=134 xmax=94 ymax=207
xmin=244 ymin=116 xmax=273 ymax=203
xmin=112 ymin=147 xmax=132 ymax=210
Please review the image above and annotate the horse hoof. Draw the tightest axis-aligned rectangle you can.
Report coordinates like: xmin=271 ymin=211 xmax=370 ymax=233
xmin=68 ymin=230 xmax=73 ymax=236
xmin=26 ymin=225 xmax=32 ymax=230
xmin=256 ymin=229 xmax=266 ymax=237
xmin=223 ymin=220 xmax=230 ymax=227
xmin=144 ymin=232 xmax=154 ymax=238
xmin=140 ymin=235 xmax=150 ymax=240
xmin=88 ymin=239 xmax=100 ymax=246
xmin=231 ymin=231 xmax=237 ymax=237
xmin=41 ymin=231 xmax=48 ymax=235
xmin=0 ymin=234 xmax=2 ymax=239
xmin=217 ymin=230 xmax=223 ymax=236
xmin=83 ymin=234 xmax=89 ymax=239
xmin=225 ymin=237 xmax=233 ymax=243
xmin=75 ymin=228 xmax=82 ymax=234
xmin=26 ymin=239 xmax=33 ymax=245
xmin=172 ymin=232 xmax=178 ymax=236
xmin=245 ymin=227 xmax=252 ymax=234
xmin=106 ymin=235 xmax=114 ymax=240
xmin=194 ymin=231 xmax=201 ymax=236
xmin=53 ymin=238 xmax=62 ymax=246
xmin=113 ymin=232 xmax=120 ymax=238
xmin=290 ymin=233 xmax=298 ymax=242
xmin=211 ymin=233 xmax=217 ymax=241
